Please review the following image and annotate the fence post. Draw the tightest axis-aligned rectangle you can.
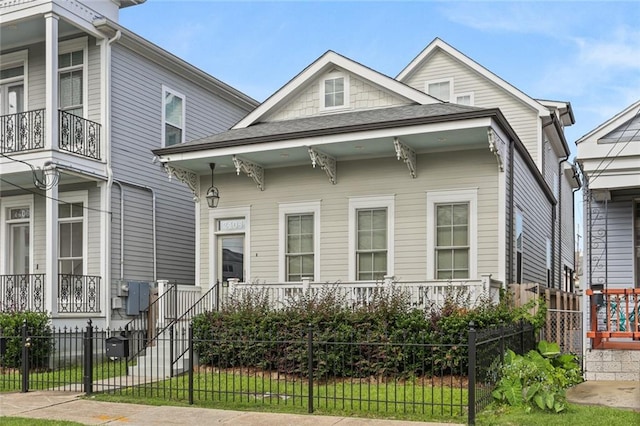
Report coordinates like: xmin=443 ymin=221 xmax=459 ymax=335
xmin=520 ymin=319 xmax=525 ymax=354
xmin=467 ymin=321 xmax=476 ymax=426
xmin=307 ymin=323 xmax=314 ymax=414
xmin=188 ymin=323 xmax=194 ymax=405
xmin=84 ymin=319 xmax=93 ymax=395
xmin=21 ymin=319 xmax=29 ymax=393
xmin=169 ymin=324 xmax=174 ymax=378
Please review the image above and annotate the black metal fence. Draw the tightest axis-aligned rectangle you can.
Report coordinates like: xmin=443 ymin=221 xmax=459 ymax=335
xmin=0 ymin=320 xmax=535 ymax=425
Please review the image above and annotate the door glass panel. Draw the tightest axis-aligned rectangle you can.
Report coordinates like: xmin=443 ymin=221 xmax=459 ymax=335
xmin=219 ymin=235 xmax=244 ymax=284
xmin=10 ymin=223 xmax=29 ymax=274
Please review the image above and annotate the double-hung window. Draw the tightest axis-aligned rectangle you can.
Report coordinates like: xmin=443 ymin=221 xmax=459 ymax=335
xmin=427 ymin=189 xmax=477 ymax=280
xmin=59 ymin=39 xmax=87 ymax=117
xmin=162 ymin=86 xmax=185 ymax=146
xmin=279 ymin=202 xmax=320 ymax=282
xmin=435 ymin=203 xmax=469 ymax=279
xmin=58 ymin=196 xmax=86 ymax=276
xmin=349 ymin=196 xmax=394 ymax=281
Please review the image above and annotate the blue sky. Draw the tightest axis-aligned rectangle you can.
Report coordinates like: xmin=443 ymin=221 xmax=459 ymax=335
xmin=120 ymin=0 xmax=640 ymax=154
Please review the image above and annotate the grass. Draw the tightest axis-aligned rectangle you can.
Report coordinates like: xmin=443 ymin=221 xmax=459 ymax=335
xmin=0 ymin=418 xmax=84 ymax=426
xmin=0 ymin=359 xmax=131 ymax=392
xmin=92 ymin=371 xmax=469 ymax=423
xmin=476 ymin=403 xmax=640 ymax=425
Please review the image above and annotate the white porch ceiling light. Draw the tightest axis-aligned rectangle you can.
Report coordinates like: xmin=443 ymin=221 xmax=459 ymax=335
xmin=205 ymin=163 xmax=220 ymax=208
xmin=37 ymin=161 xmax=60 ymax=190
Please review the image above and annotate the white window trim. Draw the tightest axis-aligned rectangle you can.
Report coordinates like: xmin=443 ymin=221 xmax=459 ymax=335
xmin=0 ymin=49 xmax=29 ymax=112
xmin=426 ymin=189 xmax=477 ymax=280
xmin=455 ymin=92 xmax=474 ymax=106
xmin=348 ymin=195 xmax=395 ymax=281
xmin=0 ymin=195 xmax=34 ymax=275
xmin=515 ymin=207 xmax=524 ymax=284
xmin=209 ymin=206 xmax=251 ymax=284
xmin=161 ymin=85 xmax=186 ymax=147
xmin=279 ymin=201 xmax=321 ymax=282
xmin=58 ymin=191 xmax=89 ymax=276
xmin=425 ymin=78 xmax=454 ymax=102
xmin=319 ymin=71 xmax=350 ymax=112
xmin=58 ymin=37 xmax=88 ymax=118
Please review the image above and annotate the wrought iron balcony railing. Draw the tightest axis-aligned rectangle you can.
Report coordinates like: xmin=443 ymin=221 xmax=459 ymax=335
xmin=58 ymin=274 xmax=101 ymax=314
xmin=0 ymin=274 xmax=46 ymax=312
xmin=0 ymin=109 xmax=45 ymax=153
xmin=59 ymin=110 xmax=101 ymax=160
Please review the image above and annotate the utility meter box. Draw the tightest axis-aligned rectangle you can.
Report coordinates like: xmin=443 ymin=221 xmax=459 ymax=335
xmin=105 ymin=335 xmax=129 ymax=358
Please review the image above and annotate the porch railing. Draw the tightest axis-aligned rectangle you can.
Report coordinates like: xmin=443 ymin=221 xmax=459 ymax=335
xmin=57 ymin=274 xmax=101 ymax=314
xmin=0 ymin=109 xmax=45 ymax=153
xmin=59 ymin=110 xmax=101 ymax=160
xmin=0 ymin=274 xmax=45 ymax=312
xmin=222 ymin=275 xmax=502 ymax=310
xmin=587 ymin=287 xmax=640 ymax=350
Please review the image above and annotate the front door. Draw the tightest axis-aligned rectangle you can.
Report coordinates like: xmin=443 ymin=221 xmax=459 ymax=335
xmin=217 ymin=235 xmax=244 ymax=285
xmin=0 ymin=82 xmax=24 ymax=115
xmin=9 ymin=222 xmax=29 ymax=275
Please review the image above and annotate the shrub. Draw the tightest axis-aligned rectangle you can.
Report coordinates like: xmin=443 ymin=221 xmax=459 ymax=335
xmin=0 ymin=311 xmax=53 ymax=369
xmin=193 ymin=283 xmax=533 ymax=379
xmin=492 ymin=340 xmax=583 ymax=413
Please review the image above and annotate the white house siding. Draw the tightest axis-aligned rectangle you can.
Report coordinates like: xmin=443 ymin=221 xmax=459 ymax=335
xmin=400 ymin=50 xmax=541 ymax=165
xmin=86 ymin=37 xmax=101 ymax=123
xmin=265 ymin=74 xmax=412 ymax=122
xmin=587 ymin=198 xmax=634 ymax=288
xmin=110 ymin=44 xmax=251 ymax=286
xmin=198 ymin=148 xmax=499 ymax=285
xmin=512 ymin=149 xmax=553 ymax=285
xmin=26 ymin=42 xmax=46 ymax=109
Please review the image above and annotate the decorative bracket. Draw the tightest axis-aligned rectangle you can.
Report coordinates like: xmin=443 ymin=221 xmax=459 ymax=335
xmin=393 ymin=137 xmax=417 ymax=178
xmin=232 ymin=155 xmax=264 ymax=191
xmin=163 ymin=164 xmax=200 ymax=201
xmin=308 ymin=147 xmax=337 ymax=184
xmin=488 ymin=128 xmax=506 ymax=172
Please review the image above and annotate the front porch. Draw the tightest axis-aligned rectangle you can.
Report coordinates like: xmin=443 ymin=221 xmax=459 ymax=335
xmin=0 ymin=273 xmax=101 ymax=315
xmin=0 ymin=109 xmax=101 ymax=160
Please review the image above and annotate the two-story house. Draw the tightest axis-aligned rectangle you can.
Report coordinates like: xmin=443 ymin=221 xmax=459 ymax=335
xmin=152 ymin=38 xmax=579 ymax=305
xmin=0 ymin=0 xmax=257 ymax=328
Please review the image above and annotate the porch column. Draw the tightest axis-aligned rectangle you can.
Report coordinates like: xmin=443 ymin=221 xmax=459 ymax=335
xmin=44 ymin=13 xmax=59 ymax=151
xmin=45 ymin=185 xmax=58 ymax=315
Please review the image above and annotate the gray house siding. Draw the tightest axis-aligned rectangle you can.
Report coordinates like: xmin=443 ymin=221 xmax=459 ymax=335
xmin=587 ymin=197 xmax=634 ymax=287
xmin=512 ymin=149 xmax=553 ymax=285
xmin=109 ymin=43 xmax=251 ymax=285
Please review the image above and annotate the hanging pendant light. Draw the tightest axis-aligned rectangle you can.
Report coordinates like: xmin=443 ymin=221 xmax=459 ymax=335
xmin=205 ymin=163 xmax=220 ymax=208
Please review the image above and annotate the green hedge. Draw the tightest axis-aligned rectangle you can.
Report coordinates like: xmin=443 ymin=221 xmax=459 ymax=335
xmin=193 ymin=285 xmax=537 ymax=378
xmin=0 ymin=311 xmax=53 ymax=369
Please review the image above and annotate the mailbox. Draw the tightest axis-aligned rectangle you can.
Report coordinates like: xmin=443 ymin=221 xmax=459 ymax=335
xmin=105 ymin=335 xmax=129 ymax=358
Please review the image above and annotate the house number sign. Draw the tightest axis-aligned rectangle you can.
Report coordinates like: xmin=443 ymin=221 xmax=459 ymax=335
xmin=10 ymin=208 xmax=30 ymax=220
xmin=218 ymin=218 xmax=245 ymax=232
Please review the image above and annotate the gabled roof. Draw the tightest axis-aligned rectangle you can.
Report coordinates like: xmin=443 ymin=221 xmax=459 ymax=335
xmin=397 ymin=38 xmax=550 ymax=117
xmin=576 ymin=100 xmax=640 ymax=144
xmin=233 ymin=50 xmax=440 ymax=129
xmin=155 ymin=103 xmax=483 ymax=155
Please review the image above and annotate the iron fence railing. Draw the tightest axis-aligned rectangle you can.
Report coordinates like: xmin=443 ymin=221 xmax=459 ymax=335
xmin=0 ymin=109 xmax=45 ymax=153
xmin=0 ymin=274 xmax=46 ymax=312
xmin=57 ymin=274 xmax=101 ymax=313
xmin=0 ymin=320 xmax=535 ymax=425
xmin=59 ymin=110 xmax=101 ymax=160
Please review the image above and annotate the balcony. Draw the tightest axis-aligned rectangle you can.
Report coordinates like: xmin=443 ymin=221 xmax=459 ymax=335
xmin=587 ymin=287 xmax=640 ymax=350
xmin=0 ymin=109 xmax=101 ymax=160
xmin=0 ymin=274 xmax=46 ymax=312
xmin=58 ymin=274 xmax=101 ymax=314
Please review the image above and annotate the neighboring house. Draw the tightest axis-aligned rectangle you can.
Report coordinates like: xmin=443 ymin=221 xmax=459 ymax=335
xmin=576 ymin=100 xmax=640 ymax=381
xmin=0 ymin=0 xmax=257 ymax=328
xmin=152 ymin=38 xmax=579 ymax=305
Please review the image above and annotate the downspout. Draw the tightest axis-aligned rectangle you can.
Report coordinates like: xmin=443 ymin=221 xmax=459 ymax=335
xmin=114 ymin=180 xmax=157 ymax=282
xmin=103 ymin=29 xmax=121 ymax=329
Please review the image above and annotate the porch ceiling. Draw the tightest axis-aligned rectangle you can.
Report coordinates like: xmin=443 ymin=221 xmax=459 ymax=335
xmin=1 ymin=15 xmax=89 ymax=51
xmin=164 ymin=126 xmax=489 ymax=175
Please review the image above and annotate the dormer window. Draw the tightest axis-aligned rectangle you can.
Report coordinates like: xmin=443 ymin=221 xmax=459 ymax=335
xmin=426 ymin=78 xmax=453 ymax=102
xmin=455 ymin=92 xmax=474 ymax=106
xmin=320 ymin=72 xmax=349 ymax=111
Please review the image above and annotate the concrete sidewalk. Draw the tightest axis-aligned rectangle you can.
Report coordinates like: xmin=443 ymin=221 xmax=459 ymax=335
xmin=0 ymin=391 xmax=458 ymax=425
xmin=566 ymin=380 xmax=640 ymax=412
